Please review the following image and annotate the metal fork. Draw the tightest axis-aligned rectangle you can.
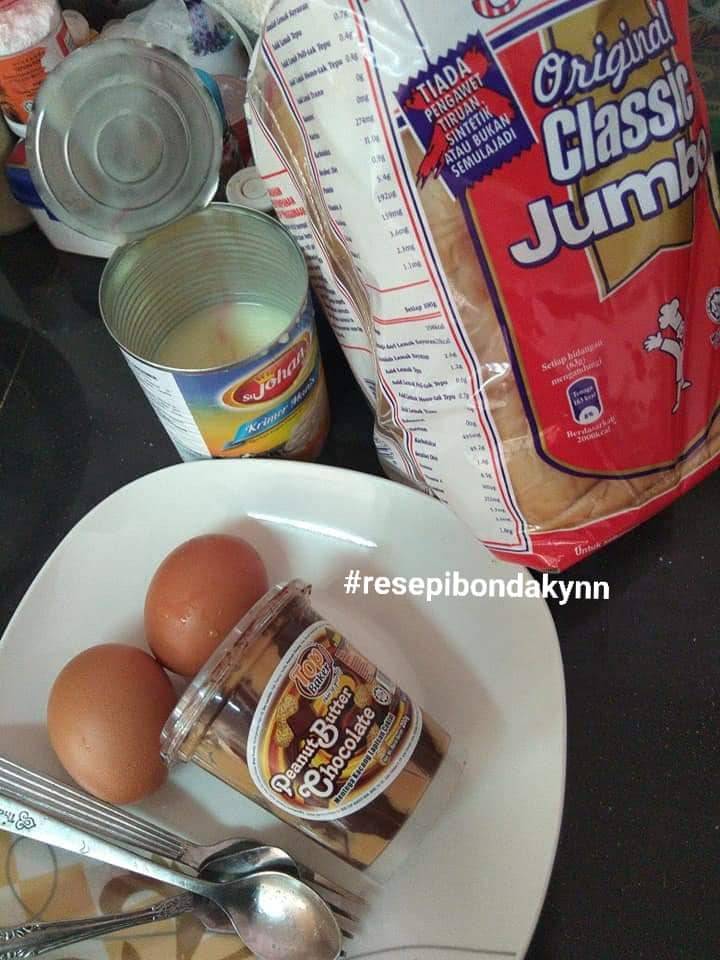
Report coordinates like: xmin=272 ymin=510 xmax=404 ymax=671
xmin=0 ymin=794 xmax=343 ymax=960
xmin=0 ymin=758 xmax=363 ymax=934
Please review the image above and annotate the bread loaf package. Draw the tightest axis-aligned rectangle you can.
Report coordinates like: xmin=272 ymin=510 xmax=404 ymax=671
xmin=247 ymin=0 xmax=720 ymax=570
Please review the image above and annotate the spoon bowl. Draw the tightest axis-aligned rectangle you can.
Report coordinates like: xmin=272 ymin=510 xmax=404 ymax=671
xmin=200 ymin=842 xmax=298 ymax=881
xmin=232 ymin=870 xmax=343 ymax=960
xmin=0 ymin=792 xmax=344 ymax=960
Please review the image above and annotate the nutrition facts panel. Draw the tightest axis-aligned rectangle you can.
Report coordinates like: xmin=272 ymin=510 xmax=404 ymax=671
xmin=246 ymin=112 xmax=378 ymax=406
xmin=124 ymin=356 xmax=210 ymax=461
xmin=253 ymin=0 xmax=527 ymax=549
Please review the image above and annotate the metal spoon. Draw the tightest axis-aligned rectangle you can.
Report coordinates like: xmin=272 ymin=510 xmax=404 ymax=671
xmin=0 ymin=793 xmax=342 ymax=960
xmin=0 ymin=759 xmax=363 ymax=936
xmin=0 ymin=873 xmax=342 ymax=960
xmin=0 ymin=758 xmax=361 ymax=912
xmin=0 ymin=893 xmax=214 ymax=960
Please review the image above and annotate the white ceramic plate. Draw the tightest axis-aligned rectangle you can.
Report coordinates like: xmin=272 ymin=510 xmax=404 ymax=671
xmin=0 ymin=460 xmax=565 ymax=960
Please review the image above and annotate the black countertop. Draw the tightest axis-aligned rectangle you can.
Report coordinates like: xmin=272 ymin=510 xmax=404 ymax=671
xmin=1 ymin=226 xmax=718 ymax=959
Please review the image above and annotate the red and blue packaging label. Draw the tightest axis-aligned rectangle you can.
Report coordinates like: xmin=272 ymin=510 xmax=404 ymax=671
xmin=396 ymin=33 xmax=534 ymax=193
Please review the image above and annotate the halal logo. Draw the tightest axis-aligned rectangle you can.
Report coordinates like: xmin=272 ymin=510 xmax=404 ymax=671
xmin=290 ymin=643 xmax=334 ymax=699
xmin=473 ymin=0 xmax=521 ymax=17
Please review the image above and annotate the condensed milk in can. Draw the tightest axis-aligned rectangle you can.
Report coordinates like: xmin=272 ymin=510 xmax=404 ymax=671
xmin=100 ymin=204 xmax=330 ymax=461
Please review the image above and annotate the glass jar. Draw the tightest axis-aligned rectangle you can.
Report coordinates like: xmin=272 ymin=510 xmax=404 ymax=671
xmin=161 ymin=580 xmax=456 ymax=876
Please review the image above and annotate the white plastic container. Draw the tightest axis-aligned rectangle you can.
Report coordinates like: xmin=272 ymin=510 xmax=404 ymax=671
xmin=226 ymin=166 xmax=272 ymax=213
xmin=28 ymin=205 xmax=118 ymax=256
xmin=5 ymin=138 xmax=117 ymax=255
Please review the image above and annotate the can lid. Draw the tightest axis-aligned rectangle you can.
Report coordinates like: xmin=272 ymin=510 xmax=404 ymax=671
xmin=26 ymin=39 xmax=223 ymax=244
xmin=226 ymin=165 xmax=273 ymax=213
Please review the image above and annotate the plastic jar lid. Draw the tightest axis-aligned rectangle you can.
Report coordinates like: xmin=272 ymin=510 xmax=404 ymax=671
xmin=226 ymin=166 xmax=273 ymax=213
xmin=161 ymin=580 xmax=307 ymax=765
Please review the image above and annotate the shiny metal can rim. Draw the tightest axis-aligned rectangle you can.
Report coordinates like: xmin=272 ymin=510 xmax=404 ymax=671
xmin=26 ymin=38 xmax=223 ymax=245
xmin=98 ymin=203 xmax=311 ymax=374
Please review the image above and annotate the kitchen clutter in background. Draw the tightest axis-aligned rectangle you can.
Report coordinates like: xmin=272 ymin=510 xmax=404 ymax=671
xmin=226 ymin=165 xmax=273 ymax=213
xmin=0 ymin=0 xmax=260 ymax=249
xmin=217 ymin=0 xmax=267 ymax=34
xmin=0 ymin=0 xmax=74 ymax=134
xmin=98 ymin=0 xmax=250 ymax=75
xmin=61 ymin=8 xmax=92 ymax=45
xmin=1 ymin=0 xmax=331 ymax=466
xmin=6 ymin=138 xmax=117 ymax=255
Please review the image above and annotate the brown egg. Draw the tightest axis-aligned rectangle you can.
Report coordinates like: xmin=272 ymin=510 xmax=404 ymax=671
xmin=47 ymin=644 xmax=176 ymax=804
xmin=145 ymin=534 xmax=269 ymax=678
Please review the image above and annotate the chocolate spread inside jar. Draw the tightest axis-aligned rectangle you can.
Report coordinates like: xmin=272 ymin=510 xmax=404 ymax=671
xmin=161 ymin=580 xmax=452 ymax=872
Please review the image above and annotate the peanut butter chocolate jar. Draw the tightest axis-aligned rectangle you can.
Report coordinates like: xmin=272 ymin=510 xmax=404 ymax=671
xmin=161 ymin=580 xmax=458 ymax=876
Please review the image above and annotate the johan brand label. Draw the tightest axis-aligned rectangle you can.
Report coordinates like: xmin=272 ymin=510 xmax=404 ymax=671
xmin=124 ymin=303 xmax=325 ymax=462
xmin=222 ymin=334 xmax=310 ymax=407
xmin=0 ymin=13 xmax=73 ymax=124
xmin=247 ymin=622 xmax=422 ymax=821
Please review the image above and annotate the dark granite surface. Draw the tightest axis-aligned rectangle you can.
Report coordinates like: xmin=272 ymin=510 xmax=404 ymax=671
xmin=1 ymin=225 xmax=718 ymax=959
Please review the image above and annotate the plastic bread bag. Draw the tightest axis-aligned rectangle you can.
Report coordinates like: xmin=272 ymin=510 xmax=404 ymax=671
xmin=247 ymin=0 xmax=720 ymax=571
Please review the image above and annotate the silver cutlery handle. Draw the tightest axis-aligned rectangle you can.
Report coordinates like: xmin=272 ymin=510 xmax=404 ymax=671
xmin=0 ymin=793 xmax=207 ymax=897
xmin=0 ymin=759 xmax=186 ymax=862
xmin=0 ymin=893 xmax=196 ymax=960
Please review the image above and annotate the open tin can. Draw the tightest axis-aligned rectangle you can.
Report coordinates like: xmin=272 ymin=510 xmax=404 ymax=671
xmin=100 ymin=205 xmax=329 ymax=460
xmin=27 ymin=39 xmax=329 ymax=461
